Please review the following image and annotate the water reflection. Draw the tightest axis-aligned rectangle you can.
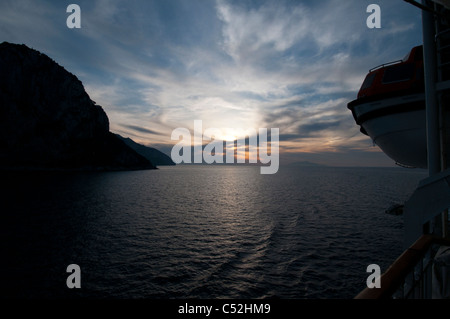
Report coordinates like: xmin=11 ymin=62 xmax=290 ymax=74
xmin=0 ymin=166 xmax=426 ymax=298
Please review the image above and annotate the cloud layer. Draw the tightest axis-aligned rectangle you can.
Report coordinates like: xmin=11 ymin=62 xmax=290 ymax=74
xmin=0 ymin=0 xmax=423 ymax=166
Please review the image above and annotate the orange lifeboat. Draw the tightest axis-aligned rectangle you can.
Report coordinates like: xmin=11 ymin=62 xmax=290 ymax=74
xmin=347 ymin=45 xmax=427 ymax=168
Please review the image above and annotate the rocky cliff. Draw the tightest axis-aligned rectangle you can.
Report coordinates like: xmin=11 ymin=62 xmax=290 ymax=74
xmin=0 ymin=42 xmax=155 ymax=170
xmin=116 ymin=134 xmax=175 ymax=166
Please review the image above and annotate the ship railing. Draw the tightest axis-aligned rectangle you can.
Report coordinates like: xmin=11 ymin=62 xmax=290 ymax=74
xmin=369 ymin=60 xmax=403 ymax=73
xmin=355 ymin=234 xmax=450 ymax=299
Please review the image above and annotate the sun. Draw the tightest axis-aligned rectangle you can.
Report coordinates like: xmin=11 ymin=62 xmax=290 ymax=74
xmin=219 ymin=129 xmax=241 ymax=142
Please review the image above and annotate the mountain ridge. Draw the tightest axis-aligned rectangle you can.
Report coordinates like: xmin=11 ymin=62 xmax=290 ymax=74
xmin=0 ymin=42 xmax=156 ymax=171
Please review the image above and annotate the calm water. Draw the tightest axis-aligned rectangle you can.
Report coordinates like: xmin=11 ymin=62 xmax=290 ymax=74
xmin=0 ymin=165 xmax=427 ymax=299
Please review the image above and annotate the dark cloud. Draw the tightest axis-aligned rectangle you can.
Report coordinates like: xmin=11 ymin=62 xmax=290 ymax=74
xmin=120 ymin=124 xmax=162 ymax=136
xmin=297 ymin=120 xmax=343 ymax=137
xmin=279 ymin=133 xmax=301 ymax=142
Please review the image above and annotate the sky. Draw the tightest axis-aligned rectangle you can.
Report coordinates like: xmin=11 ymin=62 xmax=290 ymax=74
xmin=0 ymin=0 xmax=424 ymax=166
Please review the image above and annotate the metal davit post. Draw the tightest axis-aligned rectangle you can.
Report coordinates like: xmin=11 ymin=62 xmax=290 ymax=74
xmin=421 ymin=0 xmax=447 ymax=239
xmin=403 ymin=0 xmax=450 ymax=248
xmin=422 ymin=0 xmax=441 ymax=177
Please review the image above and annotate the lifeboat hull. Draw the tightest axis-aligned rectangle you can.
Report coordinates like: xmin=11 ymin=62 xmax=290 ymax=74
xmin=348 ymin=93 xmax=427 ymax=168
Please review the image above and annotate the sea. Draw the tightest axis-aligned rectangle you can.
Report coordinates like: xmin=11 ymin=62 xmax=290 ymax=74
xmin=0 ymin=165 xmax=427 ymax=299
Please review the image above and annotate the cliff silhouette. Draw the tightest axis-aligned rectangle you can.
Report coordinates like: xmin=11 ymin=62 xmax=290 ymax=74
xmin=0 ymin=42 xmax=164 ymax=170
xmin=116 ymin=134 xmax=175 ymax=166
